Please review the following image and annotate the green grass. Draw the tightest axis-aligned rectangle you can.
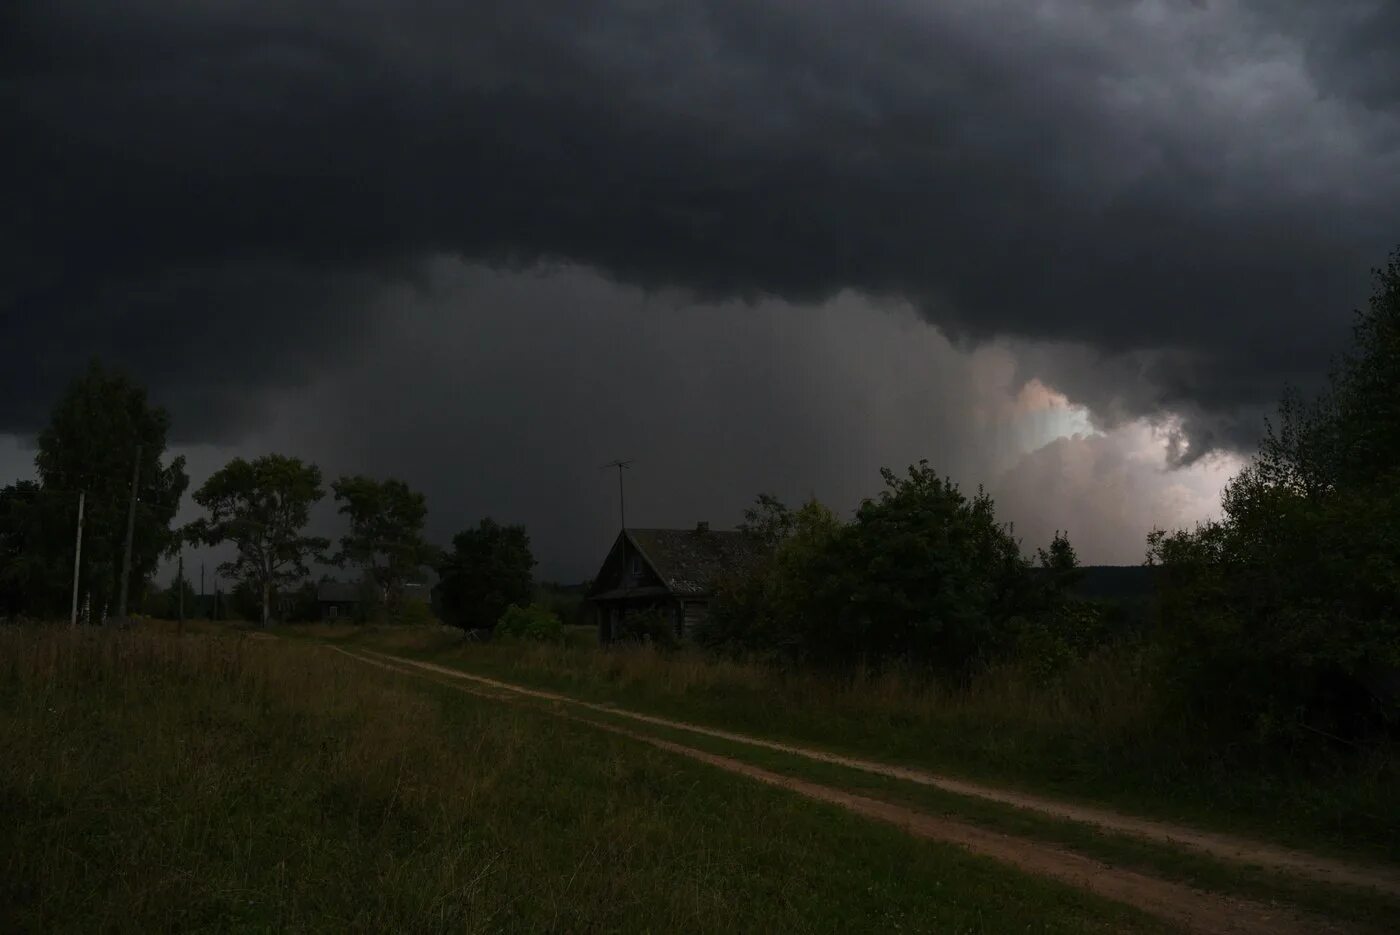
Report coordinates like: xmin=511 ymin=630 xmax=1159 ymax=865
xmin=571 ymin=706 xmax=1400 ymax=933
xmin=324 ymin=641 xmax=1400 ymax=933
xmin=297 ymin=624 xmax=1400 ymax=866
xmin=0 ymin=626 xmax=1166 ymax=933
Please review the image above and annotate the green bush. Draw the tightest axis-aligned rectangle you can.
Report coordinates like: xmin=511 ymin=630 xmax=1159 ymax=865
xmin=1012 ymin=600 xmax=1110 ymax=684
xmin=708 ymin=474 xmax=1049 ymax=673
xmin=391 ymin=598 xmax=438 ymax=627
xmin=495 ymin=604 xmax=564 ymax=642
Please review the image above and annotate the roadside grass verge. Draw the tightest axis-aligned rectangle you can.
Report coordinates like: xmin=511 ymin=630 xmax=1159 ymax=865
xmin=0 ymin=626 xmax=1164 ymax=933
xmin=333 ymin=644 xmax=1400 ymax=934
xmin=291 ymin=624 xmax=1400 ymax=865
xmin=571 ymin=703 xmax=1400 ymax=933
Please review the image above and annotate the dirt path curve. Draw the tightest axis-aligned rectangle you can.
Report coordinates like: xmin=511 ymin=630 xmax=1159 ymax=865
xmin=357 ymin=648 xmax=1399 ymax=899
xmin=329 ymin=645 xmax=1346 ymax=935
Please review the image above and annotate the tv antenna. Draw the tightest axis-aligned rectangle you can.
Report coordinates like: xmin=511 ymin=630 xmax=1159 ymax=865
xmin=602 ymin=459 xmax=633 ymax=530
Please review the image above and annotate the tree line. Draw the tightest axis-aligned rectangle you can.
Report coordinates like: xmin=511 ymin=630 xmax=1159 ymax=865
xmin=0 ymin=364 xmax=536 ymax=628
xmin=6 ymin=246 xmax=1399 ymax=747
xmin=702 ymin=474 xmax=1096 ymax=675
xmin=700 ymin=249 xmax=1400 ymax=746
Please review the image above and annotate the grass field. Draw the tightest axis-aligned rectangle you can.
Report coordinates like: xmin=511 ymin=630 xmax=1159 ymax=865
xmin=297 ymin=623 xmax=1400 ymax=865
xmin=1 ymin=625 xmax=1170 ymax=933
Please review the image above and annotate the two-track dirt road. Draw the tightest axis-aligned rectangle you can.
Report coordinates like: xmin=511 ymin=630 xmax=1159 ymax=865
xmin=328 ymin=644 xmax=1398 ymax=934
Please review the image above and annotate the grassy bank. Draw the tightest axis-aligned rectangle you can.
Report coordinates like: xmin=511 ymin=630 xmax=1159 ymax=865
xmin=299 ymin=624 xmax=1400 ymax=863
xmin=0 ymin=626 xmax=1162 ymax=933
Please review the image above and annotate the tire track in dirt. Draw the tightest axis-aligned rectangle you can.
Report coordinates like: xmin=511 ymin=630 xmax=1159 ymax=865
xmin=359 ymin=648 xmax=1399 ymax=898
xmin=330 ymin=646 xmax=1352 ymax=935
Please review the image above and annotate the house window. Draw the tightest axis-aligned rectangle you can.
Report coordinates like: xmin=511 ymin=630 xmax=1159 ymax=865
xmin=629 ymin=555 xmax=641 ymax=575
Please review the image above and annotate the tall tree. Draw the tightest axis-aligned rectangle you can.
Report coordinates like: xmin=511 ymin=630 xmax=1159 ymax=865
xmin=0 ymin=481 xmax=47 ymax=618
xmin=434 ymin=518 xmax=535 ymax=631
xmin=30 ymin=362 xmax=188 ymax=620
xmin=839 ymin=462 xmax=1030 ymax=669
xmin=331 ymin=475 xmax=434 ymax=613
xmin=1150 ymin=247 xmax=1400 ymax=737
xmin=185 ymin=455 xmax=329 ymax=626
xmin=1036 ymin=530 xmax=1083 ymax=600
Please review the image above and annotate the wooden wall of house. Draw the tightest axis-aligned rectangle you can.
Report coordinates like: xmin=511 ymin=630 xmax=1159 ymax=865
xmin=682 ymin=601 xmax=708 ymax=639
xmin=618 ymin=539 xmax=662 ymax=590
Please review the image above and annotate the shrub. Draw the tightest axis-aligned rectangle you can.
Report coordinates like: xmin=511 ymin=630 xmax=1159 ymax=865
xmin=1012 ymin=600 xmax=1110 ymax=684
xmin=710 ymin=473 xmax=1046 ymax=673
xmin=391 ymin=598 xmax=439 ymax=627
xmin=495 ymin=604 xmax=564 ymax=643
xmin=533 ymin=583 xmax=588 ymax=627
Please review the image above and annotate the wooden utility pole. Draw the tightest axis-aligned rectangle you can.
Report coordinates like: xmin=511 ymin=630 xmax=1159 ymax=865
xmin=69 ymin=491 xmax=85 ymax=627
xmin=603 ymin=459 xmax=633 ymax=530
xmin=115 ymin=445 xmax=142 ymax=625
xmin=177 ymin=553 xmax=185 ymax=633
xmin=200 ymin=563 xmax=205 ymax=619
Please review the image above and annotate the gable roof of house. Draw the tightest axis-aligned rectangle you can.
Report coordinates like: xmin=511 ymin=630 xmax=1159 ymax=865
xmin=609 ymin=527 xmax=764 ymax=598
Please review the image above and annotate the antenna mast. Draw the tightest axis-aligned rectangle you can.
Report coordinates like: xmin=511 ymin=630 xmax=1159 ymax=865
xmin=602 ymin=459 xmax=633 ymax=530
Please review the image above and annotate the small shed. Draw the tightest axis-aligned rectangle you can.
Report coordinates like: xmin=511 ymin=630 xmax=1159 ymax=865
xmin=586 ymin=523 xmax=762 ymax=642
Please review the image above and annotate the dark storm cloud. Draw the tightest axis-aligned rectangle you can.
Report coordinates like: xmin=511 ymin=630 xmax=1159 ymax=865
xmin=4 ymin=1 xmax=1398 ymax=446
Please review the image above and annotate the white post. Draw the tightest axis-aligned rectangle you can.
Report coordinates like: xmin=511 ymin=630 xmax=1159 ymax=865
xmin=69 ymin=491 xmax=85 ymax=627
xmin=115 ymin=445 xmax=142 ymax=623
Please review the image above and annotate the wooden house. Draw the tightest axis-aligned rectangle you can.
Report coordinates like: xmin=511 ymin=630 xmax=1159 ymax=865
xmin=316 ymin=580 xmax=363 ymax=620
xmin=316 ymin=578 xmax=433 ymax=620
xmin=586 ymin=523 xmax=763 ymax=642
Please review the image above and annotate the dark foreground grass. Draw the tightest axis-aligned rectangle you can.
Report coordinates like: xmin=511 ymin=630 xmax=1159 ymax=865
xmin=296 ymin=624 xmax=1400 ymax=866
xmin=0 ymin=627 xmax=1164 ymax=934
xmin=570 ymin=706 xmax=1400 ymax=933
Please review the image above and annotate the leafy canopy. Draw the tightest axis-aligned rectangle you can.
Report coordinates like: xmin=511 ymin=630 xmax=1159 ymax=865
xmin=1149 ymin=248 xmax=1400 ymax=739
xmin=434 ymin=518 xmax=535 ymax=631
xmin=331 ymin=475 xmax=435 ymax=610
xmin=185 ymin=454 xmax=329 ymax=625
xmin=3 ymin=362 xmax=187 ymax=619
xmin=711 ymin=464 xmax=1053 ymax=672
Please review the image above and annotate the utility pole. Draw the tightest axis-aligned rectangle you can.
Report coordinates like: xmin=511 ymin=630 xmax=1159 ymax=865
xmin=603 ymin=459 xmax=633 ymax=530
xmin=69 ymin=491 xmax=85 ymax=627
xmin=200 ymin=563 xmax=205 ymax=619
xmin=177 ymin=553 xmax=185 ymax=632
xmin=115 ymin=445 xmax=142 ymax=625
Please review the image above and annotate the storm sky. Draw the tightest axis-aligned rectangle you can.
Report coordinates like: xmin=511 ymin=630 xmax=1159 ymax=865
xmin=4 ymin=1 xmax=1398 ymax=580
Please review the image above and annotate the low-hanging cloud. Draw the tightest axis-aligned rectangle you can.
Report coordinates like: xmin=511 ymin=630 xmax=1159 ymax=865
xmin=105 ymin=262 xmax=1233 ymax=579
xmin=4 ymin=0 xmax=1399 ymax=454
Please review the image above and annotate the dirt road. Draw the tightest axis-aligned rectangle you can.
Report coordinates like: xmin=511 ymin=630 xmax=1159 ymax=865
xmin=357 ymin=648 xmax=1400 ymax=897
xmin=328 ymin=645 xmax=1392 ymax=934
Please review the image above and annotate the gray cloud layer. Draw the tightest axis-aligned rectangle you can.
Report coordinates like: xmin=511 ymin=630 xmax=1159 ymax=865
xmin=5 ymin=1 xmax=1398 ymax=452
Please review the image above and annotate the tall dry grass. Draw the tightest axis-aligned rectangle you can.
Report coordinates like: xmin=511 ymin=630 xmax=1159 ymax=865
xmin=348 ymin=627 xmax=1155 ymax=743
xmin=319 ymin=624 xmax=1398 ymax=860
xmin=1 ymin=624 xmax=1161 ymax=933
